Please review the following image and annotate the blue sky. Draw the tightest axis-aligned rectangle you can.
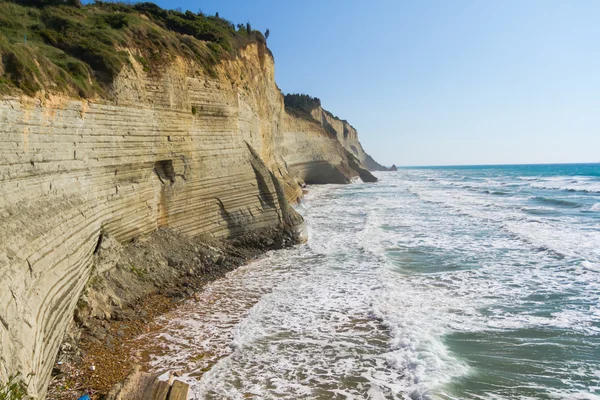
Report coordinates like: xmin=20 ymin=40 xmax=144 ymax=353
xmin=122 ymin=0 xmax=599 ymax=166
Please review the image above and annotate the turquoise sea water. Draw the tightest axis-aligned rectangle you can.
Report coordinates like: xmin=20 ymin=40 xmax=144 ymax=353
xmin=385 ymin=164 xmax=600 ymax=399
xmin=140 ymin=163 xmax=600 ymax=399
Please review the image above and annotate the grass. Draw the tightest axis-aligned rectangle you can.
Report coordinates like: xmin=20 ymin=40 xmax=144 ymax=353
xmin=0 ymin=374 xmax=27 ymax=400
xmin=130 ymin=264 xmax=146 ymax=277
xmin=0 ymin=0 xmax=267 ymax=97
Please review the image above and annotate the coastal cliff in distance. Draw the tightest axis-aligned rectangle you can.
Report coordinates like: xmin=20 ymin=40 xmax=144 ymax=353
xmin=0 ymin=1 xmax=383 ymax=397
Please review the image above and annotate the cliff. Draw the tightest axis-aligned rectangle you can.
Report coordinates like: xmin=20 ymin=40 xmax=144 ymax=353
xmin=283 ymin=94 xmax=386 ymax=174
xmin=0 ymin=3 xmax=383 ymax=398
xmin=310 ymin=107 xmax=387 ymax=172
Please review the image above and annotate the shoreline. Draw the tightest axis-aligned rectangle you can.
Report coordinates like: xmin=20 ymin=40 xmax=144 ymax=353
xmin=47 ymin=227 xmax=298 ymax=400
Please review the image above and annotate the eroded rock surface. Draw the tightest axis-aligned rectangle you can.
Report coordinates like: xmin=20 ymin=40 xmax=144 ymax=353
xmin=0 ymin=42 xmax=380 ymax=398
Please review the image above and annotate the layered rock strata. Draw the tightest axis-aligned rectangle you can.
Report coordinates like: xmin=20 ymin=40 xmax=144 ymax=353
xmin=0 ymin=42 xmax=380 ymax=398
xmin=310 ymin=107 xmax=387 ymax=171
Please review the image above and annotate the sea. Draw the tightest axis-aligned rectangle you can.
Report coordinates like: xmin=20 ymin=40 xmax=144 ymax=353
xmin=135 ymin=163 xmax=600 ymax=399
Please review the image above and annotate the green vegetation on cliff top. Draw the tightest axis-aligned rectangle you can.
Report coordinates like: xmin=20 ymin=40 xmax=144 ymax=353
xmin=0 ymin=0 xmax=267 ymax=97
xmin=284 ymin=93 xmax=354 ymax=136
xmin=283 ymin=93 xmax=321 ymax=120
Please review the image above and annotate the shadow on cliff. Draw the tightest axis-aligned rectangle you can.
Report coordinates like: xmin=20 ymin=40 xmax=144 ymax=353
xmin=245 ymin=143 xmax=305 ymax=243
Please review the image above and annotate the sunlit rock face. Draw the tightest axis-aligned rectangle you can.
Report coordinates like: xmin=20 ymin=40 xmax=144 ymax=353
xmin=0 ymin=42 xmax=378 ymax=398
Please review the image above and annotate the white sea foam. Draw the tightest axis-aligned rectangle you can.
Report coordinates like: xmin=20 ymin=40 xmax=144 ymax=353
xmin=526 ymin=176 xmax=600 ymax=193
xmin=134 ymin=168 xmax=600 ymax=399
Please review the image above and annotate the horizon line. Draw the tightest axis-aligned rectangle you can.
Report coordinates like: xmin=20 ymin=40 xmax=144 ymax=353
xmin=390 ymin=161 xmax=600 ymax=168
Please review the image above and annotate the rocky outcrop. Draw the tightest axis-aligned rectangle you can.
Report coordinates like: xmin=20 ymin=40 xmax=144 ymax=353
xmin=104 ymin=365 xmax=188 ymax=400
xmin=47 ymin=226 xmax=287 ymax=399
xmin=0 ymin=42 xmax=381 ymax=398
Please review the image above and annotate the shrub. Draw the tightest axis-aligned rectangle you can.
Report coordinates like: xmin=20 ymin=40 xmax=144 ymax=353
xmin=284 ymin=93 xmax=321 ymax=120
xmin=0 ymin=0 xmax=265 ymax=97
xmin=11 ymin=0 xmax=81 ymax=6
xmin=103 ymin=13 xmax=131 ymax=29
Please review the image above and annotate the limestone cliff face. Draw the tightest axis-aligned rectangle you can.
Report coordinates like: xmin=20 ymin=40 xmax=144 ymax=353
xmin=310 ymin=107 xmax=387 ymax=171
xmin=0 ymin=42 xmax=379 ymax=397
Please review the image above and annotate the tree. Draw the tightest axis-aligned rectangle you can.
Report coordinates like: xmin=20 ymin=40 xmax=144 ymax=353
xmin=215 ymin=11 xmax=219 ymax=18
xmin=246 ymin=21 xmax=251 ymax=34
xmin=265 ymin=29 xmax=270 ymax=39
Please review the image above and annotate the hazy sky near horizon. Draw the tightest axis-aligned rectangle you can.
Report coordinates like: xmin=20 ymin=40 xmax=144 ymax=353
xmin=135 ymin=0 xmax=599 ymax=166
